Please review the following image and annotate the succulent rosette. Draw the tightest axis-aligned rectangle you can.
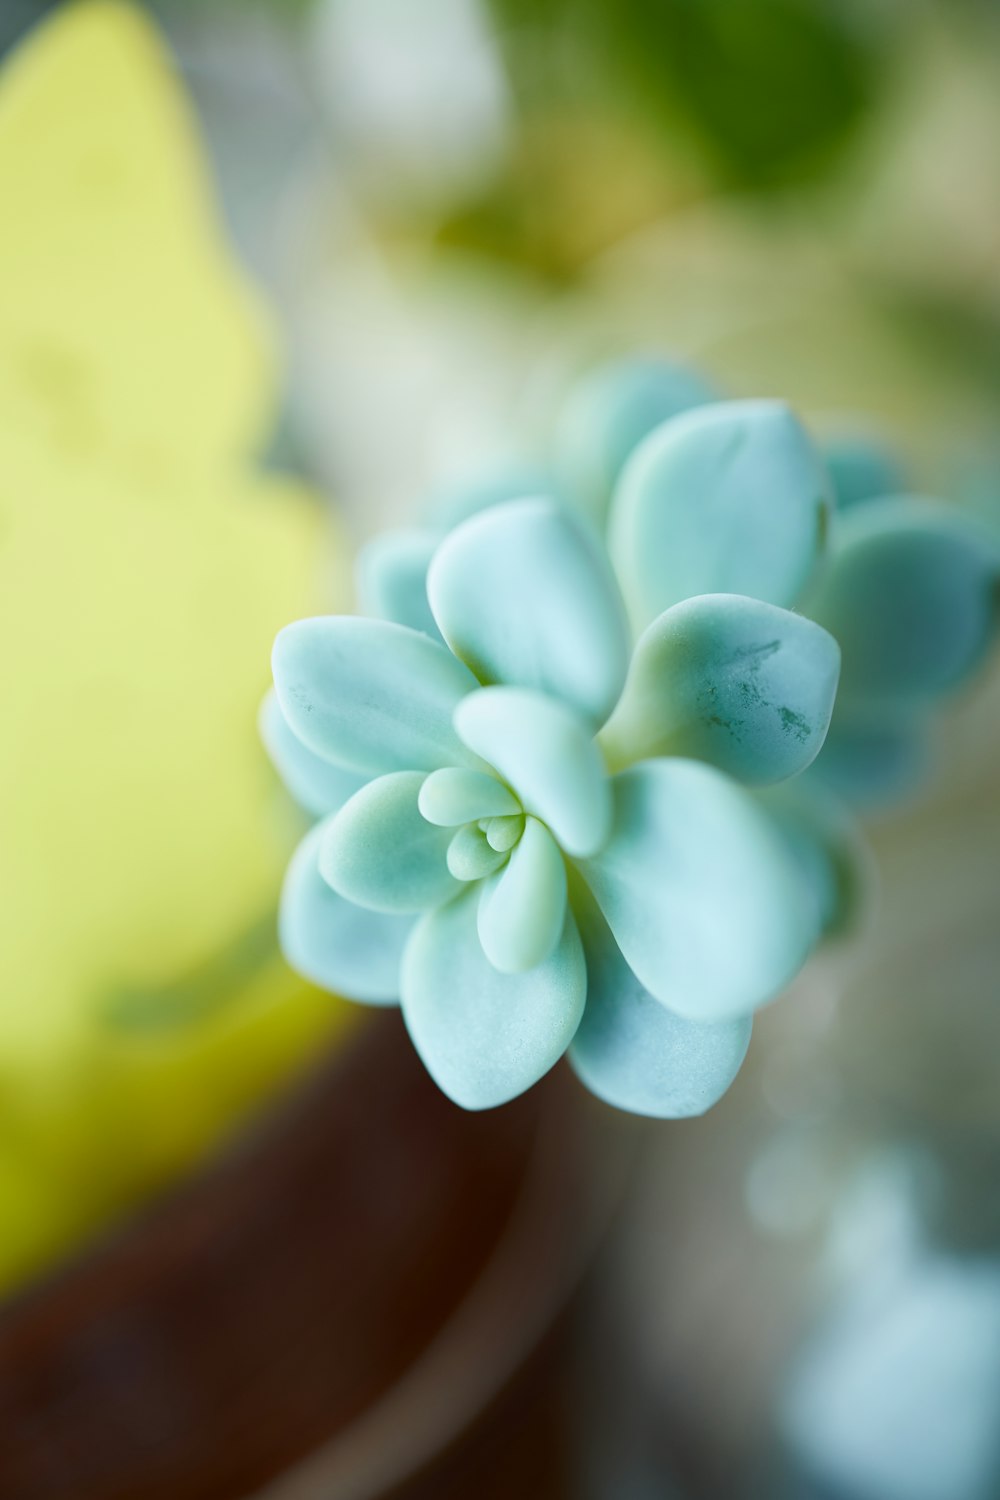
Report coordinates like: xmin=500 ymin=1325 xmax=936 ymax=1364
xmin=266 ymin=386 xmax=860 ymax=1116
xmin=266 ymin=358 xmax=999 ymax=1117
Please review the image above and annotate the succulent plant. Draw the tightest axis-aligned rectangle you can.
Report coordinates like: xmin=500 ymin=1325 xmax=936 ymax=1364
xmin=268 ymin=392 xmax=847 ymax=1114
xmin=266 ymin=359 xmax=999 ymax=1118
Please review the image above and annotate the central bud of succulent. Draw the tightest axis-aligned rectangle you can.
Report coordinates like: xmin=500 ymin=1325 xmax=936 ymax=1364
xmin=413 ymin=685 xmax=614 ymax=976
xmin=417 ymin=764 xmax=527 ymax=882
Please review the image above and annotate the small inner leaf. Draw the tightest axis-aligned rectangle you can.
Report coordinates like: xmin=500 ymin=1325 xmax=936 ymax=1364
xmin=447 ymin=824 xmax=509 ymax=882
xmin=418 ymin=765 xmax=520 ymax=827
xmin=485 ymin=813 xmax=525 ymax=853
xmin=477 ymin=817 xmax=568 ymax=974
xmin=455 ymin=687 xmax=611 ymax=858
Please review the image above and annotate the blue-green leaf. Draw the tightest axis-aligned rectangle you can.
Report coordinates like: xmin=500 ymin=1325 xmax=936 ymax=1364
xmin=758 ymin=784 xmax=872 ymax=938
xmin=356 ymin=529 xmax=441 ymax=640
xmin=485 ymin=813 xmax=524 ymax=852
xmin=259 ymin=688 xmax=365 ymax=818
xmin=554 ymin=356 xmax=719 ymax=528
xmin=272 ymin=617 xmax=481 ymax=776
xmin=401 ymin=887 xmax=586 ymax=1109
xmin=446 ymin=824 xmax=508 ymax=882
xmin=455 ymin=687 xmax=611 ymax=857
xmin=609 ymin=400 xmax=832 ymax=632
xmin=477 ymin=816 xmax=567 ymax=973
xmin=809 ymin=711 xmax=931 ymax=809
xmin=428 ymin=497 xmax=630 ymax=728
xmin=279 ymin=822 xmax=411 ymax=1003
xmin=418 ymin=766 xmax=520 ymax=826
xmin=569 ymin=893 xmax=751 ymax=1118
xmin=581 ymin=760 xmax=821 ymax=1022
xmin=320 ymin=772 xmax=460 ymax=914
xmin=599 ymin=594 xmax=840 ymax=785
xmin=808 ymin=499 xmax=999 ymax=707
xmin=823 ymin=433 xmax=906 ymax=511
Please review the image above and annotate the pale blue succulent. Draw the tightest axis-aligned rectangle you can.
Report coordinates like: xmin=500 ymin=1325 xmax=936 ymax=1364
xmin=267 ymin=389 xmax=854 ymax=1117
xmin=806 ymin=471 xmax=999 ymax=811
xmin=266 ymin=357 xmax=998 ymax=1118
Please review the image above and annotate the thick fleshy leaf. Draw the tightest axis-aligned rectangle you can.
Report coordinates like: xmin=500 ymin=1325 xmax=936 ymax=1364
xmin=427 ymin=497 xmax=630 ymax=728
xmin=581 ymin=760 xmax=821 ymax=1022
xmin=279 ymin=822 xmax=411 ymax=1003
xmin=356 ymin=529 xmax=441 ymax=640
xmin=553 ymin=356 xmax=719 ymax=528
xmin=600 ymin=594 xmax=841 ymax=785
xmin=823 ymin=434 xmax=906 ymax=511
xmin=320 ymin=772 xmax=460 ymax=914
xmin=758 ymin=785 xmax=872 ymax=939
xmin=447 ymin=824 xmax=508 ymax=882
xmin=569 ymin=892 xmax=751 ymax=1118
xmin=418 ymin=766 xmax=520 ymax=827
xmin=401 ymin=887 xmax=586 ymax=1110
xmin=809 ymin=711 xmax=931 ymax=810
xmin=455 ymin=687 xmax=611 ymax=858
xmin=609 ymin=400 xmax=833 ymax=632
xmin=485 ymin=813 xmax=524 ymax=852
xmin=272 ymin=617 xmax=481 ymax=776
xmin=477 ymin=817 xmax=567 ymax=973
xmin=807 ymin=499 xmax=999 ymax=708
xmin=259 ymin=688 xmax=366 ymax=818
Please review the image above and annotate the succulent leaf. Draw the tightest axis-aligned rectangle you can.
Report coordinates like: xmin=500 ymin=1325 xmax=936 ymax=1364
xmin=418 ymin=766 xmax=520 ymax=826
xmin=610 ymin=400 xmax=833 ymax=632
xmin=823 ymin=434 xmax=907 ymax=511
xmin=259 ymin=689 xmax=366 ymax=819
xmin=809 ymin=712 xmax=932 ymax=809
xmin=477 ymin=817 xmax=568 ymax=973
xmin=446 ymin=824 xmax=509 ymax=882
xmin=600 ymin=593 xmax=841 ymax=785
xmin=401 ymin=888 xmax=586 ymax=1110
xmin=280 ymin=823 xmax=412 ymax=1004
xmin=455 ymin=686 xmax=611 ymax=858
xmin=428 ymin=496 xmax=630 ymax=727
xmin=570 ymin=892 xmax=752 ymax=1118
xmin=582 ymin=759 xmax=821 ymax=1021
xmin=554 ymin=356 xmax=719 ymax=528
xmin=272 ymin=617 xmax=482 ymax=776
xmin=808 ymin=498 xmax=1000 ymax=708
xmin=319 ymin=772 xmax=460 ymax=914
xmin=357 ymin=529 xmax=442 ymax=641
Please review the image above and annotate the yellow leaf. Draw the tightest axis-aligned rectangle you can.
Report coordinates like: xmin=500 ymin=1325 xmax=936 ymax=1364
xmin=0 ymin=3 xmax=355 ymax=1293
xmin=0 ymin=0 xmax=273 ymax=472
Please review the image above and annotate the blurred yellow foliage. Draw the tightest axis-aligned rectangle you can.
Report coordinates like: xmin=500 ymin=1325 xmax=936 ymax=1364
xmin=0 ymin=2 xmax=353 ymax=1292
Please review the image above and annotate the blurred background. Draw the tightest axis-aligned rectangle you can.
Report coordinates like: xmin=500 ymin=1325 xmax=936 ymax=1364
xmin=0 ymin=1 xmax=999 ymax=1497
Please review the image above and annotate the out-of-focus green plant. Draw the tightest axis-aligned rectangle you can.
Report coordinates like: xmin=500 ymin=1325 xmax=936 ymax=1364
xmin=487 ymin=0 xmax=888 ymax=190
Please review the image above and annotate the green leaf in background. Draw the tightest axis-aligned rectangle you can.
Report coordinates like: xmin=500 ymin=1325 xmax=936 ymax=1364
xmin=488 ymin=0 xmax=885 ymax=189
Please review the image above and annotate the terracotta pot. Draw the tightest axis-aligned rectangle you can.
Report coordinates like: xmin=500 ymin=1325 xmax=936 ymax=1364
xmin=0 ymin=1012 xmax=624 ymax=1500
